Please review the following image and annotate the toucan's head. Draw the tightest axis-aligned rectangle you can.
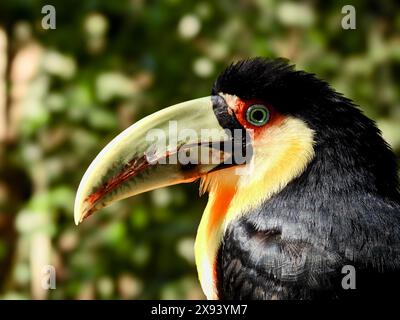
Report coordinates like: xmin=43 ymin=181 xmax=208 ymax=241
xmin=74 ymin=58 xmax=398 ymax=299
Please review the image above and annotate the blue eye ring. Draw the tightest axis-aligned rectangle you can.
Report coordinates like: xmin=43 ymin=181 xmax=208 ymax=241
xmin=246 ymin=104 xmax=270 ymax=126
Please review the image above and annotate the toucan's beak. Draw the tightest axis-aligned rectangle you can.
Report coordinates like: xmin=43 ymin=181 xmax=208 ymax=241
xmin=74 ymin=96 xmax=248 ymax=225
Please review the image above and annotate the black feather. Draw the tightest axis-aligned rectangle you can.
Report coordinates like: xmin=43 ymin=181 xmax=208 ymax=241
xmin=213 ymin=58 xmax=400 ymax=300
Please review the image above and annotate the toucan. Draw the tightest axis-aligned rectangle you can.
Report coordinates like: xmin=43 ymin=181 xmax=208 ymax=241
xmin=74 ymin=58 xmax=400 ymax=300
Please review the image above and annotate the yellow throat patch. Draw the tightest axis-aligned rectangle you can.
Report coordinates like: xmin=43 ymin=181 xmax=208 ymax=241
xmin=194 ymin=116 xmax=315 ymax=299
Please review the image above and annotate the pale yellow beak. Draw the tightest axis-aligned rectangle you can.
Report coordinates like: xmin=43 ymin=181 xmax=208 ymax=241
xmin=74 ymin=97 xmax=235 ymax=225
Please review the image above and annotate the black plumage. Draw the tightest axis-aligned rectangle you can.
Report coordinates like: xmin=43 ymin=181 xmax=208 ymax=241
xmin=213 ymin=58 xmax=400 ymax=299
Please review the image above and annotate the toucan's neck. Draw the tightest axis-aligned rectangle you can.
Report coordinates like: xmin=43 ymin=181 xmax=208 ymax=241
xmin=194 ymin=116 xmax=316 ymax=299
xmin=295 ymin=108 xmax=399 ymax=202
xmin=195 ymin=172 xmax=238 ymax=300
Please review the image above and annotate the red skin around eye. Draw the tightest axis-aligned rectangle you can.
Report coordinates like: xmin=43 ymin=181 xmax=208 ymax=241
xmin=234 ymin=98 xmax=285 ymax=137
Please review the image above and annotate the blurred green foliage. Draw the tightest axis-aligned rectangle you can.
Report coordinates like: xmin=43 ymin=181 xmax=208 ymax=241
xmin=0 ymin=0 xmax=399 ymax=299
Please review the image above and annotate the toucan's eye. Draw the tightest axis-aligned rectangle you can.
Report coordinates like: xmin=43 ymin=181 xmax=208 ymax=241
xmin=246 ymin=104 xmax=270 ymax=126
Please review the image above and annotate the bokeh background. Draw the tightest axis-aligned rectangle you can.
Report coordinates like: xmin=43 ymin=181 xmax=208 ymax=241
xmin=0 ymin=0 xmax=399 ymax=299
